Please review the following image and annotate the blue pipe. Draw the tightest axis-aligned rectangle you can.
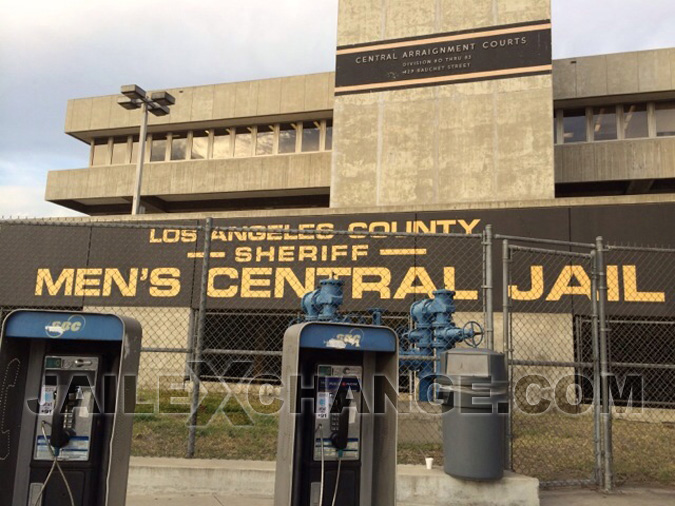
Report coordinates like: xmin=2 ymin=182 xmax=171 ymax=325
xmin=401 ymin=290 xmax=477 ymax=402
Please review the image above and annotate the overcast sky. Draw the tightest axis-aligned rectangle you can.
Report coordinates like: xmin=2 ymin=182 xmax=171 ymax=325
xmin=1 ymin=0 xmax=674 ymax=217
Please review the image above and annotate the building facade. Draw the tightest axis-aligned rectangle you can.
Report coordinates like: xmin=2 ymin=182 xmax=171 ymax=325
xmin=45 ymin=1 xmax=675 ymax=217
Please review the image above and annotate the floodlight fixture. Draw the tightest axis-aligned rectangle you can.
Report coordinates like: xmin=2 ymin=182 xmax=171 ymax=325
xmin=149 ymin=103 xmax=171 ymax=117
xmin=120 ymin=84 xmax=147 ymax=100
xmin=117 ymin=97 xmax=142 ymax=110
xmin=150 ymin=91 xmax=176 ymax=107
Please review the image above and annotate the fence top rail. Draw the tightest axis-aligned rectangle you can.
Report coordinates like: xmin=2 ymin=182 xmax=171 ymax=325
xmin=212 ymin=224 xmax=482 ymax=239
xmin=508 ymin=244 xmax=593 ymax=259
xmin=495 ymin=234 xmax=595 ymax=249
xmin=606 ymin=244 xmax=675 ymax=253
xmin=0 ymin=218 xmax=204 ymax=231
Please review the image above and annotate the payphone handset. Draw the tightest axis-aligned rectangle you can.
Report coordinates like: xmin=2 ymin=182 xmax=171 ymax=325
xmin=34 ymin=355 xmax=99 ymax=462
xmin=313 ymin=365 xmax=362 ymax=461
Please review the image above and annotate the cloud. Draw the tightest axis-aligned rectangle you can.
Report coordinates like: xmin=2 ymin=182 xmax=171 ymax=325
xmin=0 ymin=185 xmax=83 ymax=218
xmin=1 ymin=0 xmax=674 ymax=217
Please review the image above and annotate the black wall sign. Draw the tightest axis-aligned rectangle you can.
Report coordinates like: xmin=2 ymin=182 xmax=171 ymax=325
xmin=0 ymin=203 xmax=673 ymax=317
xmin=335 ymin=20 xmax=552 ymax=95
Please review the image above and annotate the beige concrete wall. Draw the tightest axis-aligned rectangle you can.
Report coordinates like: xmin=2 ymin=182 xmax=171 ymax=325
xmin=555 ymin=137 xmax=675 ymax=183
xmin=45 ymin=152 xmax=331 ymax=202
xmin=65 ymin=73 xmax=335 ymax=140
xmin=554 ymin=48 xmax=675 ymax=101
xmin=84 ymin=306 xmax=192 ymax=388
xmin=331 ymin=0 xmax=554 ymax=209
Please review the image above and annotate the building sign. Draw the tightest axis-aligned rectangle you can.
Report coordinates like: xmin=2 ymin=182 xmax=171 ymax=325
xmin=0 ymin=204 xmax=672 ymax=317
xmin=335 ymin=20 xmax=552 ymax=95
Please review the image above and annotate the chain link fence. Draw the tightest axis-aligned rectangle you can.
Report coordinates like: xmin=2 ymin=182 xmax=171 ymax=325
xmin=501 ymin=237 xmax=600 ymax=487
xmin=600 ymin=244 xmax=675 ymax=487
xmin=0 ymin=218 xmax=672 ymax=488
xmin=500 ymin=236 xmax=675 ymax=489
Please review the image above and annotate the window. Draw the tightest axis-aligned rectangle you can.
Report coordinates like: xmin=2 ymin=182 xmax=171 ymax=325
xmin=234 ymin=127 xmax=253 ymax=158
xmin=301 ymin=121 xmax=321 ymax=152
xmin=592 ymin=107 xmax=617 ymax=141
xmin=622 ymin=104 xmax=649 ymax=139
xmin=655 ymin=102 xmax=675 ymax=137
xmin=256 ymin=125 xmax=275 ymax=156
xmin=325 ymin=120 xmax=333 ymax=150
xmin=170 ymin=132 xmax=188 ymax=160
xmin=150 ymin=134 xmax=167 ymax=162
xmin=213 ymin=129 xmax=232 ymax=158
xmin=91 ymin=139 xmax=109 ymax=166
xmin=278 ymin=123 xmax=297 ymax=154
xmin=111 ymin=137 xmax=128 ymax=164
xmin=130 ymin=136 xmax=142 ymax=164
xmin=191 ymin=130 xmax=209 ymax=160
xmin=562 ymin=109 xmax=587 ymax=143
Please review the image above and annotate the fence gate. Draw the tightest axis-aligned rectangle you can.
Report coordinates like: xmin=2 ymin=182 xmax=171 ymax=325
xmin=502 ymin=239 xmax=602 ymax=487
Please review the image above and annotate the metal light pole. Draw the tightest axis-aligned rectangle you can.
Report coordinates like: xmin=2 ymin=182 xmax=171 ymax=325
xmin=117 ymin=85 xmax=175 ymax=215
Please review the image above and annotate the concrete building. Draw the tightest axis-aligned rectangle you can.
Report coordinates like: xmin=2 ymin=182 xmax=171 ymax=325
xmin=44 ymin=3 xmax=675 ymax=216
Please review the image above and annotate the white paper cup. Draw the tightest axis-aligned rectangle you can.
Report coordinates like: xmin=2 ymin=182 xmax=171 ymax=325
xmin=425 ymin=457 xmax=434 ymax=470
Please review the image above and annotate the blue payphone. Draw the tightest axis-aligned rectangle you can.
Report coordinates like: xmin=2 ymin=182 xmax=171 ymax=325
xmin=0 ymin=310 xmax=141 ymax=506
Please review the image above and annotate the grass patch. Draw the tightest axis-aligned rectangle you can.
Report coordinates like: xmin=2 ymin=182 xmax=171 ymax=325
xmin=130 ymin=389 xmax=675 ymax=486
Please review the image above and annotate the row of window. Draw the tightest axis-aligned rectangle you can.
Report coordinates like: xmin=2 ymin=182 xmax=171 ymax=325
xmin=90 ymin=119 xmax=333 ymax=166
xmin=555 ymin=101 xmax=675 ymax=144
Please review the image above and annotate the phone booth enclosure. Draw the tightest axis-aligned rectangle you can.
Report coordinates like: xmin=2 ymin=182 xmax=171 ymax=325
xmin=0 ymin=310 xmax=141 ymax=506
xmin=274 ymin=322 xmax=398 ymax=506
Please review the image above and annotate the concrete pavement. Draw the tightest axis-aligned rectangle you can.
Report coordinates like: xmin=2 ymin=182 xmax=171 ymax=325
xmin=127 ymin=487 xmax=675 ymax=506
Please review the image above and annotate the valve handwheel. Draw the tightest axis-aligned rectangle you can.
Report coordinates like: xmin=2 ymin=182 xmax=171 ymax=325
xmin=462 ymin=321 xmax=484 ymax=348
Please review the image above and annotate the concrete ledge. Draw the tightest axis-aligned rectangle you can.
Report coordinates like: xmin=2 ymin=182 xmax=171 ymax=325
xmin=128 ymin=458 xmax=539 ymax=506
xmin=397 ymin=465 xmax=539 ymax=506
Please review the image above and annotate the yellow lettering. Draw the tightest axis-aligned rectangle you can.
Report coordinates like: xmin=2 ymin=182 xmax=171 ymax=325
xmin=182 ymin=230 xmax=197 ymax=242
xmin=102 ymin=268 xmax=138 ymax=296
xmin=35 ymin=269 xmax=74 ymax=296
xmin=208 ymin=268 xmax=239 ymax=298
xmin=74 ymin=268 xmax=102 ymax=296
xmin=458 ymin=219 xmax=481 ymax=234
xmin=606 ymin=266 xmax=620 ymax=302
xmin=278 ymin=246 xmax=295 ymax=262
xmin=546 ymin=266 xmax=591 ymax=301
xmin=256 ymin=247 xmax=275 ymax=262
xmin=211 ymin=230 xmax=228 ymax=242
xmin=348 ymin=222 xmax=368 ymax=239
xmin=623 ymin=265 xmax=665 ymax=302
xmin=435 ymin=220 xmax=457 ymax=234
xmin=443 ymin=267 xmax=478 ymax=300
xmin=316 ymin=223 xmax=335 ymax=240
xmin=352 ymin=244 xmax=369 ymax=260
xmin=353 ymin=267 xmax=391 ymax=299
xmin=394 ymin=267 xmax=436 ymax=299
xmin=509 ymin=266 xmax=544 ymax=301
xmin=235 ymin=247 xmax=252 ymax=263
xmin=274 ymin=268 xmax=316 ymax=298
xmin=149 ymin=229 xmax=162 ymax=243
xmin=298 ymin=246 xmax=318 ymax=262
xmin=241 ymin=268 xmax=272 ymax=298
xmin=149 ymin=268 xmax=181 ymax=297
xmin=331 ymin=245 xmax=348 ymax=261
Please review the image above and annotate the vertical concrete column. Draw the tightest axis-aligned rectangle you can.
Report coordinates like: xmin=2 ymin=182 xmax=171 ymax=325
xmin=331 ymin=0 xmax=554 ymax=209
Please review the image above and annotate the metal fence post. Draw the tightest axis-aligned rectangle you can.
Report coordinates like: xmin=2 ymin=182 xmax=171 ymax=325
xmin=502 ymin=239 xmax=512 ymax=470
xmin=483 ymin=224 xmax=495 ymax=349
xmin=596 ymin=236 xmax=613 ymax=491
xmin=187 ymin=217 xmax=213 ymax=458
xmin=590 ymin=250 xmax=603 ymax=486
